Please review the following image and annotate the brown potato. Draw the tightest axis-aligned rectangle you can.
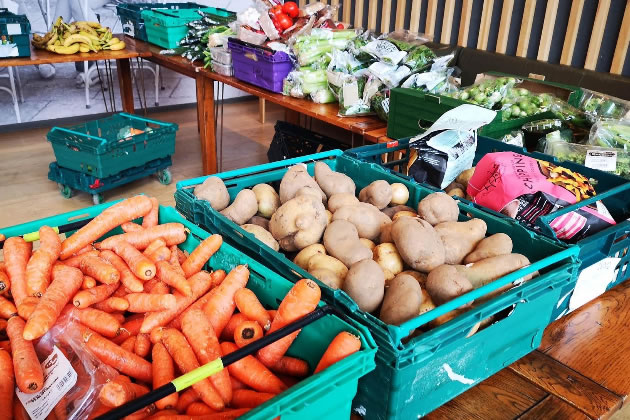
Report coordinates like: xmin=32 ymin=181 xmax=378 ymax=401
xmin=343 ymin=259 xmax=385 ymax=313
xmin=417 ymin=192 xmax=459 ymax=226
xmin=464 ymin=233 xmax=513 ymax=264
xmin=434 ymin=219 xmax=487 ymax=264
xmin=379 ymin=274 xmax=423 ymax=326
xmin=391 ymin=217 xmax=445 ymax=273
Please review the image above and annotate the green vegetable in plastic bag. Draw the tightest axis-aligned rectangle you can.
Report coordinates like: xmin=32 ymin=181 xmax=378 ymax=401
xmin=371 ymin=91 xmax=390 ymax=121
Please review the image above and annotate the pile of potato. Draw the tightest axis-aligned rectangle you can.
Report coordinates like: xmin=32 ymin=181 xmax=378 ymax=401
xmin=193 ymin=163 xmax=535 ymax=336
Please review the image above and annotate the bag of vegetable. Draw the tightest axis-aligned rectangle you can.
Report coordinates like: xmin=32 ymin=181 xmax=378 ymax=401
xmin=578 ymin=89 xmax=630 ymax=122
xmin=337 ymin=74 xmax=382 ymax=117
xmin=545 ymin=139 xmax=630 ymax=180
xmin=448 ymin=76 xmax=519 ymax=109
xmin=588 ymin=119 xmax=630 ymax=149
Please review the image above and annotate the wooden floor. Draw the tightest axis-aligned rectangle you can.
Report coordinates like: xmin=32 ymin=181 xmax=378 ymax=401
xmin=0 ymin=99 xmax=283 ymax=227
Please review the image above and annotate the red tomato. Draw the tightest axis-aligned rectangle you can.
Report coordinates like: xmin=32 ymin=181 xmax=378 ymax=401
xmin=336 ymin=23 xmax=344 ymax=29
xmin=282 ymin=1 xmax=299 ymax=18
xmin=270 ymin=5 xmax=284 ymax=17
xmin=277 ymin=13 xmax=293 ymax=30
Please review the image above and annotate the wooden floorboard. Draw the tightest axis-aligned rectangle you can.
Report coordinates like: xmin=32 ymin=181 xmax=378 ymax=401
xmin=518 ymin=395 xmax=590 ymax=420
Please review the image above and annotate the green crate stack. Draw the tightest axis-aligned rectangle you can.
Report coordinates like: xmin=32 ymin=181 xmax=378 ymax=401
xmin=0 ymin=202 xmax=377 ymax=420
xmin=0 ymin=8 xmax=30 ymax=58
xmin=174 ymin=151 xmax=580 ymax=417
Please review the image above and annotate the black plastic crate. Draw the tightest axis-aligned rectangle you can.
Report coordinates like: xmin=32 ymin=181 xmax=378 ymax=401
xmin=267 ymin=121 xmax=350 ymax=162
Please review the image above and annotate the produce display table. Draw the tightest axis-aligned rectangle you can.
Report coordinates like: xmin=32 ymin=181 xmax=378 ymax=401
xmin=0 ymin=36 xmax=152 ymax=114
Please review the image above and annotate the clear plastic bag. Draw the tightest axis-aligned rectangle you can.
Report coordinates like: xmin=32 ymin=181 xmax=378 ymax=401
xmin=545 ymin=138 xmax=630 ymax=180
xmin=448 ymin=76 xmax=520 ymax=109
xmin=550 ymin=98 xmax=591 ymax=128
xmin=578 ymin=88 xmax=630 ymax=122
xmin=499 ymin=88 xmax=553 ymax=120
xmin=500 ymin=130 xmax=524 ymax=147
xmin=588 ymin=119 xmax=630 ymax=150
xmin=338 ymin=75 xmax=381 ymax=116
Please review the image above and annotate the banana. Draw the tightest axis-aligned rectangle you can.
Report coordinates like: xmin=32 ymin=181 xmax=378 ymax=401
xmin=79 ymin=45 xmax=90 ymax=53
xmin=106 ymin=41 xmax=126 ymax=51
xmin=107 ymin=37 xmax=120 ymax=46
xmin=63 ymin=34 xmax=92 ymax=47
xmin=54 ymin=39 xmax=61 ymax=46
xmin=46 ymin=33 xmax=58 ymax=46
xmin=86 ymin=21 xmax=101 ymax=28
xmin=50 ymin=43 xmax=80 ymax=54
xmin=77 ymin=22 xmax=98 ymax=36
xmin=79 ymin=31 xmax=100 ymax=42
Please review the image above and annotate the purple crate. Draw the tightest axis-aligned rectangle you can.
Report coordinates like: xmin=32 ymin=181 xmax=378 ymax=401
xmin=228 ymin=38 xmax=293 ymax=93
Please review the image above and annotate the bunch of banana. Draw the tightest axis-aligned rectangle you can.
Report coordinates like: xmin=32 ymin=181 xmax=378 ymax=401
xmin=32 ymin=16 xmax=126 ymax=55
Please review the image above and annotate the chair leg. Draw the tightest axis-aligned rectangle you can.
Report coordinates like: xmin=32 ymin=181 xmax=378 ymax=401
xmin=154 ymin=64 xmax=159 ymax=106
xmin=7 ymin=68 xmax=21 ymax=123
xmin=14 ymin=67 xmax=24 ymax=102
xmin=85 ymin=64 xmax=91 ymax=108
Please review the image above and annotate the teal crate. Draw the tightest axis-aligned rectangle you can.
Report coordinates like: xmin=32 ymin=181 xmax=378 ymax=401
xmin=116 ymin=2 xmax=205 ymax=42
xmin=0 ymin=8 xmax=30 ymax=58
xmin=142 ymin=7 xmax=235 ymax=49
xmin=0 ymin=202 xmax=376 ymax=420
xmin=47 ymin=112 xmax=178 ymax=178
xmin=346 ymin=136 xmax=630 ymax=318
xmin=175 ymin=151 xmax=579 ymax=417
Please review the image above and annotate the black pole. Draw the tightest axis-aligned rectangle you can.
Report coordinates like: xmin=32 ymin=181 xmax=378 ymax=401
xmin=0 ymin=217 xmax=94 ymax=249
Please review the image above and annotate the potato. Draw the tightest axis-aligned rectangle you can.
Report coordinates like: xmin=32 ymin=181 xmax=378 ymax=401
xmin=252 ymin=184 xmax=280 ymax=218
xmin=435 ymin=219 xmax=487 ymax=264
xmin=293 ymin=244 xmax=326 ymax=270
xmin=220 ymin=189 xmax=258 ymax=225
xmin=425 ymin=265 xmax=473 ymax=305
xmin=246 ymin=216 xmax=270 ymax=231
xmin=418 ymin=288 xmax=436 ymax=316
xmin=391 ymin=217 xmax=445 ymax=273
xmin=296 ymin=186 xmax=327 ymax=204
xmin=400 ymin=270 xmax=427 ymax=287
xmin=241 ymin=224 xmax=280 ymax=251
xmin=456 ymin=253 xmax=532 ymax=289
xmin=314 ymin=162 xmax=356 ymax=197
xmin=359 ymin=180 xmax=392 ymax=209
xmin=382 ymin=205 xmax=416 ymax=219
xmin=193 ymin=176 xmax=230 ymax=211
xmin=445 ymin=182 xmax=464 ymax=193
xmin=448 ymin=188 xmax=465 ymax=198
xmin=464 ymin=233 xmax=513 ymax=264
xmin=373 ymin=243 xmax=404 ymax=284
xmin=323 ymin=220 xmax=373 ymax=267
xmin=343 ymin=259 xmax=385 ymax=312
xmin=328 ymin=193 xmax=360 ymax=213
xmin=269 ymin=194 xmax=328 ymax=251
xmin=309 ymin=268 xmax=345 ymax=289
xmin=279 ymin=164 xmax=326 ymax=203
xmin=390 ymin=183 xmax=410 ymax=206
xmin=307 ymin=254 xmax=348 ymax=285
xmin=325 ymin=210 xmax=333 ymax=225
xmin=417 ymin=192 xmax=459 ymax=226
xmin=455 ymin=167 xmax=475 ymax=190
xmin=379 ymin=274 xmax=423 ymax=326
xmin=431 ymin=309 xmax=479 ymax=336
xmin=392 ymin=211 xmax=417 ymax=221
xmin=359 ymin=238 xmax=376 ymax=250
xmin=333 ymin=203 xmax=392 ymax=241
xmin=379 ymin=222 xmax=393 ymax=244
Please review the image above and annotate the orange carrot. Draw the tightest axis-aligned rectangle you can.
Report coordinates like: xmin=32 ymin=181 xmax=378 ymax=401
xmin=122 ymin=222 xmax=144 ymax=233
xmin=82 ymin=275 xmax=97 ymax=289
xmin=272 ymin=356 xmax=309 ymax=377
xmin=182 ymin=235 xmax=223 ymax=278
xmin=61 ymin=196 xmax=153 ymax=259
xmin=114 ymin=316 xmax=144 ymax=344
xmin=234 ymin=321 xmax=263 ymax=348
xmin=75 ymin=244 xmax=95 ymax=255
xmin=160 ymin=328 xmax=225 ymax=411
xmin=146 ymin=280 xmax=170 ymax=295
xmin=79 ymin=324 xmax=152 ymax=382
xmin=99 ymin=223 xmax=187 ymax=251
xmin=220 ymin=342 xmax=286 ymax=394
xmin=234 ymin=288 xmax=271 ymax=330
xmin=231 ymin=389 xmax=276 ymax=409
xmin=146 ymin=410 xmax=179 ymax=420
xmin=140 ymin=271 xmax=215 ymax=334
xmin=136 ymin=409 xmax=250 ymax=420
xmin=147 ymin=246 xmax=171 ymax=263
xmin=99 ymin=375 xmax=149 ymax=407
xmin=314 ymin=331 xmax=361 ymax=374
xmin=168 ymin=245 xmax=186 ymax=277
xmin=134 ymin=333 xmax=151 ymax=358
xmin=0 ymin=270 xmax=10 ymax=294
xmin=0 ymin=349 xmax=13 ymax=419
xmin=17 ymin=297 xmax=38 ymax=319
xmin=7 ymin=316 xmax=44 ymax=393
xmin=64 ymin=305 xmax=122 ymax=338
xmin=121 ymin=336 xmax=137 ymax=353
xmin=220 ymin=313 xmax=249 ymax=341
xmin=203 ymin=265 xmax=249 ymax=337
xmin=0 ymin=341 xmax=10 ymax=353
xmin=113 ymin=282 xmax=132 ymax=297
xmin=25 ymin=226 xmax=61 ymax=297
xmin=93 ymin=297 xmax=130 ymax=313
xmin=175 ymin=388 xmax=200 ymax=413
xmin=112 ymin=241 xmax=156 ymax=281
xmin=176 ymin=248 xmax=187 ymax=265
xmin=277 ymin=373 xmax=300 ymax=388
xmin=110 ymin=312 xmax=125 ymax=323
xmin=152 ymin=342 xmax=178 ymax=410
xmin=185 ymin=402 xmax=216 ymax=415
xmin=0 ymin=319 xmax=6 ymax=332
xmin=80 ymin=255 xmax=120 ymax=285
xmin=0 ymin=296 xmax=17 ymax=319
xmin=62 ymin=250 xmax=99 ymax=268
xmin=14 ymin=396 xmax=29 ymax=420
xmin=5 ymin=237 xmax=32 ymax=308
xmin=143 ymin=239 xmax=166 ymax=257
xmin=142 ymin=197 xmax=159 ymax=228
xmin=181 ymin=309 xmax=232 ymax=405
xmin=99 ymin=250 xmax=144 ymax=293
xmin=23 ymin=264 xmax=83 ymax=340
xmin=230 ymin=376 xmax=247 ymax=391
xmin=126 ymin=293 xmax=176 ymax=312
xmin=156 ymin=261 xmax=192 ymax=296
xmin=73 ymin=282 xmax=119 ymax=308
xmin=267 ymin=309 xmax=277 ymax=320
xmin=169 ymin=282 xmax=221 ymax=330
xmin=257 ymin=279 xmax=321 ymax=368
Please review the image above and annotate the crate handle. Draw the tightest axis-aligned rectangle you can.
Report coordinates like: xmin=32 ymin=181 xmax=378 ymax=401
xmin=118 ymin=112 xmax=175 ymax=127
xmin=425 ymin=94 xmax=441 ymax=104
xmin=49 ymin=127 xmax=106 ymax=144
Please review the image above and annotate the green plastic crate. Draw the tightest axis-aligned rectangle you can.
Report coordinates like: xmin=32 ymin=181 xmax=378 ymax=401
xmin=116 ymin=2 xmax=206 ymax=42
xmin=0 ymin=202 xmax=376 ymax=420
xmin=47 ymin=113 xmax=178 ymax=178
xmin=175 ymin=151 xmax=579 ymax=417
xmin=0 ymin=8 xmax=30 ymax=58
xmin=142 ymin=7 xmax=235 ymax=48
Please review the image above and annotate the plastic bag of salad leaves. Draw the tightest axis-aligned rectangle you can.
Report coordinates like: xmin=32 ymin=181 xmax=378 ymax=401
xmin=578 ymin=89 xmax=630 ymax=122
xmin=448 ymin=76 xmax=519 ymax=109
xmin=371 ymin=90 xmax=390 ymax=121
xmin=338 ymin=75 xmax=382 ymax=116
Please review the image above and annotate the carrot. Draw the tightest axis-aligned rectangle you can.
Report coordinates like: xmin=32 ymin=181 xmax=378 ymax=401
xmin=82 ymin=275 xmax=97 ymax=289
xmin=146 ymin=409 xmax=178 ymax=420
xmin=230 ymin=376 xmax=247 ymax=391
xmin=176 ymin=248 xmax=187 ymax=265
xmin=181 ymin=309 xmax=232 ymax=405
xmin=122 ymin=222 xmax=144 ymax=233
xmin=152 ymin=342 xmax=178 ymax=410
xmin=0 ymin=270 xmax=10 ymax=294
xmin=60 ymin=196 xmax=153 ymax=259
xmin=134 ymin=333 xmax=151 ymax=358
xmin=13 ymin=397 xmax=29 ymax=420
xmin=168 ymin=245 xmax=186 ymax=277
xmin=182 ymin=235 xmax=223 ymax=278
xmin=234 ymin=321 xmax=263 ymax=348
xmin=25 ymin=226 xmax=61 ymax=297
xmin=4 ymin=237 xmax=32 ymax=308
xmin=203 ymin=265 xmax=249 ymax=337
xmin=99 ymin=375 xmax=149 ymax=407
xmin=112 ymin=241 xmax=156 ymax=281
xmin=147 ymin=280 xmax=170 ymax=295
xmin=0 ymin=319 xmax=7 ymax=332
xmin=111 ymin=312 xmax=125 ymax=323
xmin=156 ymin=261 xmax=192 ymax=296
xmin=121 ymin=336 xmax=137 ymax=353
xmin=314 ymin=331 xmax=361 ymax=374
xmin=126 ymin=293 xmax=176 ymax=312
xmin=79 ymin=324 xmax=152 ymax=382
xmin=169 ymin=281 xmax=222 ymax=330
xmin=93 ymin=297 xmax=130 ymax=313
xmin=141 ymin=197 xmax=159 ymax=228
xmin=234 ymin=288 xmax=271 ymax=330
xmin=114 ymin=315 xmax=145 ymax=344
xmin=80 ymin=255 xmax=120 ymax=285
xmin=257 ymin=279 xmax=321 ymax=368
xmin=143 ymin=239 xmax=166 ymax=257
xmin=99 ymin=223 xmax=187 ymax=251
xmin=114 ymin=282 xmax=133 ymax=297
xmin=220 ymin=313 xmax=249 ymax=341
xmin=0 ymin=341 xmax=10 ymax=353
xmin=231 ymin=389 xmax=276 ymax=408
xmin=64 ymin=305 xmax=122 ymax=338
xmin=17 ymin=297 xmax=38 ymax=319
xmin=147 ymin=246 xmax=171 ymax=263
xmin=62 ymin=250 xmax=99 ymax=268
xmin=73 ymin=282 xmax=119 ymax=308
xmin=160 ymin=328 xmax=225 ymax=411
xmin=140 ymin=410 xmax=250 ymax=420
xmin=75 ymin=244 xmax=95 ymax=255
xmin=7 ymin=316 xmax=44 ymax=393
xmin=220 ymin=342 xmax=286 ymax=394
xmin=268 ymin=309 xmax=277 ymax=320
xmin=0 ymin=349 xmax=14 ymax=419
xmin=272 ymin=356 xmax=309 ymax=377
xmin=100 ymin=250 xmax=144 ymax=293
xmin=277 ymin=373 xmax=300 ymax=388
xmin=175 ymin=388 xmax=200 ymax=413
xmin=23 ymin=264 xmax=83 ymax=340
xmin=0 ymin=296 xmax=17 ymax=319
xmin=140 ymin=271 xmax=215 ymax=334
xmin=186 ymin=402 xmax=216 ymax=415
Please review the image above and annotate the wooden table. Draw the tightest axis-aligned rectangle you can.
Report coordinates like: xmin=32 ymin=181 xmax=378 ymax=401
xmin=0 ymin=37 xmax=152 ymax=114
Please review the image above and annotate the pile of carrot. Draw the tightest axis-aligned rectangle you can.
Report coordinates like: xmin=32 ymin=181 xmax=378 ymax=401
xmin=0 ymin=196 xmax=362 ymax=420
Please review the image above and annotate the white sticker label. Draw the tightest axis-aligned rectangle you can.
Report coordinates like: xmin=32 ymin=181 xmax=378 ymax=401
xmin=6 ymin=23 xmax=22 ymax=35
xmin=16 ymin=346 xmax=77 ymax=420
xmin=585 ymin=150 xmax=617 ymax=172
xmin=342 ymin=81 xmax=360 ymax=108
xmin=569 ymin=257 xmax=620 ymax=311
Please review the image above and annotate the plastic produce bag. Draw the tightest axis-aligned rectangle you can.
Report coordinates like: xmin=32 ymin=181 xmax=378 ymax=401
xmin=310 ymin=87 xmax=337 ymax=103
xmin=545 ymin=138 xmax=630 ymax=180
xmin=449 ymin=76 xmax=519 ymax=109
xmin=499 ymin=88 xmax=553 ymax=120
xmin=500 ymin=130 xmax=525 ymax=147
xmin=578 ymin=89 xmax=630 ymax=122
xmin=360 ymin=39 xmax=407 ymax=65
xmin=588 ymin=119 xmax=630 ymax=149
xmin=371 ymin=90 xmax=390 ymax=121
